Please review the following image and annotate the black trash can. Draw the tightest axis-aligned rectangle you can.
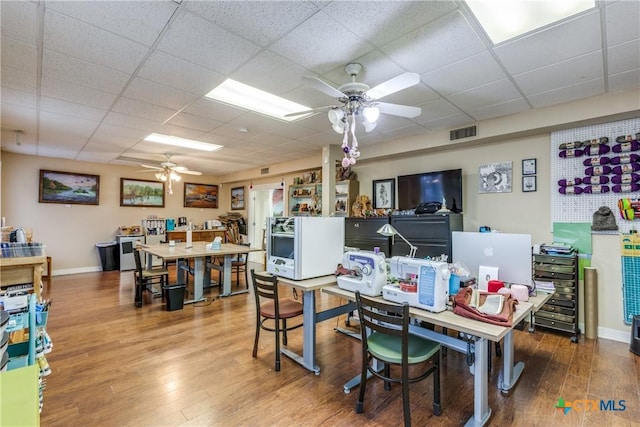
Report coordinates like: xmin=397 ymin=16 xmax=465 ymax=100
xmin=631 ymin=315 xmax=640 ymax=356
xmin=163 ymin=284 xmax=186 ymax=311
xmin=96 ymin=241 xmax=119 ymax=271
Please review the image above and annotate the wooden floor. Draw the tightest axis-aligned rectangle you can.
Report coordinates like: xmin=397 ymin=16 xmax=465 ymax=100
xmin=38 ymin=265 xmax=639 ymax=427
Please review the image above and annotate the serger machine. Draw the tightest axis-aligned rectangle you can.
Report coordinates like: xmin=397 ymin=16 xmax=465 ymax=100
xmin=382 ymin=256 xmax=450 ymax=312
xmin=337 ymin=251 xmax=387 ymax=296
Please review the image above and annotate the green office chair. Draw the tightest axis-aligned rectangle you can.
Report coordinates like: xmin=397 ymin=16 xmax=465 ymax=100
xmin=250 ymin=269 xmax=303 ymax=371
xmin=355 ymin=291 xmax=441 ymax=427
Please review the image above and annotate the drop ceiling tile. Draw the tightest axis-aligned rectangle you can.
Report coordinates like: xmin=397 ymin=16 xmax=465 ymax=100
xmin=513 ymin=51 xmax=603 ymax=96
xmin=608 ymin=39 xmax=640 ymax=75
xmin=40 ymin=97 xmax=107 ymax=122
xmin=0 ymin=1 xmax=38 ymax=45
xmin=420 ymin=114 xmax=475 ymax=132
xmin=39 ymin=111 xmax=99 ymax=140
xmin=90 ymin=124 xmax=147 ymax=147
xmin=76 ymin=150 xmax=124 ymax=163
xmin=0 ymin=104 xmax=37 ymax=133
xmin=166 ymin=111 xmax=223 ymax=133
xmin=0 ymin=130 xmax=37 ymax=155
xmin=41 ymin=75 xmax=117 ymax=110
xmin=46 ymin=0 xmax=178 ymax=46
xmin=1 ymin=37 xmax=37 ymax=73
xmin=527 ymin=78 xmax=604 ymax=109
xmin=112 ymin=97 xmax=175 ymax=123
xmin=422 ymin=51 xmax=507 ymax=96
xmin=185 ymin=1 xmax=319 ymax=47
xmin=495 ymin=10 xmax=602 ymax=75
xmin=469 ymin=98 xmax=531 ymax=122
xmin=322 ymin=1 xmax=457 ymax=47
xmin=154 ymin=124 xmax=208 ymax=140
xmin=42 ymin=49 xmax=130 ymax=94
xmin=605 ymin=1 xmax=640 ymax=47
xmin=608 ymin=68 xmax=640 ymax=92
xmin=184 ymin=98 xmax=246 ymax=123
xmin=156 ymin=10 xmax=261 ymax=75
xmin=322 ymin=51 xmax=406 ymax=90
xmin=123 ymin=77 xmax=199 ymax=111
xmin=269 ymin=13 xmax=374 ymax=75
xmin=103 ymin=111 xmax=162 ymax=133
xmin=380 ymin=124 xmax=430 ymax=140
xmin=0 ymin=87 xmax=37 ymax=109
xmin=231 ymin=50 xmax=312 ymax=97
xmin=37 ymin=145 xmax=84 ymax=159
xmin=44 ymin=9 xmax=149 ymax=74
xmin=138 ymin=51 xmax=224 ymax=96
xmin=380 ymin=11 xmax=486 ymax=75
xmin=1 ymin=65 xmax=37 ymax=94
xmin=412 ymin=97 xmax=467 ymax=126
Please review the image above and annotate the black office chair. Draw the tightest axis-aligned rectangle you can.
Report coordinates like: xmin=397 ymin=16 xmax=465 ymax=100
xmin=133 ymin=248 xmax=169 ymax=308
xmin=250 ymin=269 xmax=303 ymax=371
xmin=355 ymin=291 xmax=441 ymax=427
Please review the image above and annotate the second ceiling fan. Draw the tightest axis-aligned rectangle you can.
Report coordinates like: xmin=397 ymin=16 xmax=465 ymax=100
xmin=139 ymin=154 xmax=202 ymax=194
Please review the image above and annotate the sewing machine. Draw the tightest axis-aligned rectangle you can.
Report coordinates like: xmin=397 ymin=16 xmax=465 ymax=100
xmin=336 ymin=251 xmax=387 ymax=296
xmin=382 ymin=256 xmax=450 ymax=313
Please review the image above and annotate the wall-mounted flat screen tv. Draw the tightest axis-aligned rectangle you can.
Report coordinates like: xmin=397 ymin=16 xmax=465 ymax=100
xmin=397 ymin=168 xmax=463 ymax=213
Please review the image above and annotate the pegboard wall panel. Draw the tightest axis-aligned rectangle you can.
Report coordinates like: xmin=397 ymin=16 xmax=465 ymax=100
xmin=551 ymin=117 xmax=640 ymax=233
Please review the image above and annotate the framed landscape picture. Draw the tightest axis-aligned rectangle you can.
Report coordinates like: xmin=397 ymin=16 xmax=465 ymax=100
xmin=39 ymin=170 xmax=100 ymax=205
xmin=184 ymin=183 xmax=218 ymax=208
xmin=231 ymin=186 xmax=245 ymax=210
xmin=120 ymin=178 xmax=165 ymax=207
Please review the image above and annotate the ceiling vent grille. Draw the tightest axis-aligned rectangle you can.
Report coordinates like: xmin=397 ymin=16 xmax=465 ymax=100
xmin=450 ymin=125 xmax=477 ymax=141
xmin=260 ymin=167 xmax=269 ymax=175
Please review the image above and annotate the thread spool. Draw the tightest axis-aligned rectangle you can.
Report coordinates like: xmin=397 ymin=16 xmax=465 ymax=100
xmin=584 ymin=267 xmax=598 ymax=340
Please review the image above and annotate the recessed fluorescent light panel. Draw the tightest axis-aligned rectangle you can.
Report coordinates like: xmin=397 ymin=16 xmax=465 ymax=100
xmin=466 ymin=0 xmax=595 ymax=44
xmin=144 ymin=133 xmax=222 ymax=152
xmin=205 ymin=79 xmax=311 ymax=122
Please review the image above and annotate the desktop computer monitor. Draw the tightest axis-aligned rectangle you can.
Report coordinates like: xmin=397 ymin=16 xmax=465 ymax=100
xmin=452 ymin=231 xmax=532 ymax=286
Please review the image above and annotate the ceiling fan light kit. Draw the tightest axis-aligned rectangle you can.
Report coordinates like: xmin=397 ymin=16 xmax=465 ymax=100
xmin=293 ymin=63 xmax=422 ymax=166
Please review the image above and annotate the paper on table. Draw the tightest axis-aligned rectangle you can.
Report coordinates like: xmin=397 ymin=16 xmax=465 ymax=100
xmin=478 ymin=294 xmax=504 ymax=315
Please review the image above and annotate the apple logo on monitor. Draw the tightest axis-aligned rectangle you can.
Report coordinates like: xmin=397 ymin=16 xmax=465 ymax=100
xmin=484 ymin=246 xmax=494 ymax=257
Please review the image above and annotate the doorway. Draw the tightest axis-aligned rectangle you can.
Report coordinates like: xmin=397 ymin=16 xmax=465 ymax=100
xmin=247 ymin=182 xmax=286 ymax=264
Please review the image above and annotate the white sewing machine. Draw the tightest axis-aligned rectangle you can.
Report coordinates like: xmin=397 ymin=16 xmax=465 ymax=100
xmin=336 ymin=251 xmax=387 ymax=296
xmin=382 ymin=256 xmax=450 ymax=313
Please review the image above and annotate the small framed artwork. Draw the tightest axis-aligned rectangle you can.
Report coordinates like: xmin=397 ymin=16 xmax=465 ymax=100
xmin=522 ymin=158 xmax=537 ymax=175
xmin=522 ymin=175 xmax=537 ymax=192
xmin=120 ymin=178 xmax=165 ymax=207
xmin=184 ymin=183 xmax=218 ymax=208
xmin=231 ymin=186 xmax=245 ymax=210
xmin=39 ymin=170 xmax=100 ymax=205
xmin=478 ymin=161 xmax=513 ymax=193
xmin=373 ymin=178 xmax=395 ymax=209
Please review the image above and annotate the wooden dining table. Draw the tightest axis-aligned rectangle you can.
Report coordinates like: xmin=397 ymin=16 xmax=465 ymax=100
xmin=139 ymin=242 xmax=263 ymax=303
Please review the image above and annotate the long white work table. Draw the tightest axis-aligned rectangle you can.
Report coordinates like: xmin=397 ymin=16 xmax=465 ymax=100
xmin=323 ymin=285 xmax=552 ymax=427
xmin=276 ymin=273 xmax=551 ymax=427
xmin=140 ymin=242 xmax=263 ymax=303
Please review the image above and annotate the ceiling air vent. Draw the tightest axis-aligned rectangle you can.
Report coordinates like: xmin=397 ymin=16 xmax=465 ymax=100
xmin=261 ymin=167 xmax=269 ymax=175
xmin=450 ymin=125 xmax=477 ymax=141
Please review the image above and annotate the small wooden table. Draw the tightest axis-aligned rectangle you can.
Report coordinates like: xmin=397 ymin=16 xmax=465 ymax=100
xmin=140 ymin=242 xmax=263 ymax=302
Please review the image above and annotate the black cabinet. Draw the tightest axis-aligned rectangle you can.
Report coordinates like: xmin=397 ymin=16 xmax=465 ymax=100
xmin=390 ymin=214 xmax=463 ymax=261
xmin=344 ymin=217 xmax=390 ymax=256
xmin=533 ymin=252 xmax=580 ymax=342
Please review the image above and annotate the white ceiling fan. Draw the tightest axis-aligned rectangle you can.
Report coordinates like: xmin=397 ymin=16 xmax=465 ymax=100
xmin=139 ymin=154 xmax=202 ymax=194
xmin=287 ymin=63 xmax=422 ymax=166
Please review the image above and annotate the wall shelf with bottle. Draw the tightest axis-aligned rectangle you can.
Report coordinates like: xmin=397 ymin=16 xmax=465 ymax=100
xmin=334 ymin=180 xmax=359 ymax=216
xmin=289 ymin=183 xmax=322 ymax=216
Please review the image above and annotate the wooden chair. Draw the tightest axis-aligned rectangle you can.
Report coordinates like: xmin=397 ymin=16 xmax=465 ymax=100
xmin=133 ymin=248 xmax=169 ymax=308
xmin=250 ymin=269 xmax=303 ymax=371
xmin=355 ymin=291 xmax=441 ymax=426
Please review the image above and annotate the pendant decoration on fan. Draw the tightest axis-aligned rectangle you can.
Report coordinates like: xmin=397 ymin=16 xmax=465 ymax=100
xmin=341 ymin=115 xmax=360 ymax=167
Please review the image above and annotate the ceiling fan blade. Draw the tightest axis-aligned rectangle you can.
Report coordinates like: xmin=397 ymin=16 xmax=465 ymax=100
xmin=284 ymin=105 xmax=338 ymax=117
xmin=366 ymin=72 xmax=420 ymax=100
xmin=140 ymin=164 xmax=163 ymax=170
xmin=376 ymin=102 xmax=422 ymax=118
xmin=178 ymin=170 xmax=202 ymax=176
xmin=303 ymin=76 xmax=347 ymax=99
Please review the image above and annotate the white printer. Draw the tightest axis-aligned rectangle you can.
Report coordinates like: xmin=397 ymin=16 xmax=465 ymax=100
xmin=337 ymin=250 xmax=387 ymax=296
xmin=382 ymin=256 xmax=450 ymax=313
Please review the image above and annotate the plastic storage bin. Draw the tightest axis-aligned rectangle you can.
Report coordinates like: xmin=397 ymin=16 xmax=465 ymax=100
xmin=96 ymin=242 xmax=118 ymax=271
xmin=163 ymin=284 xmax=186 ymax=311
